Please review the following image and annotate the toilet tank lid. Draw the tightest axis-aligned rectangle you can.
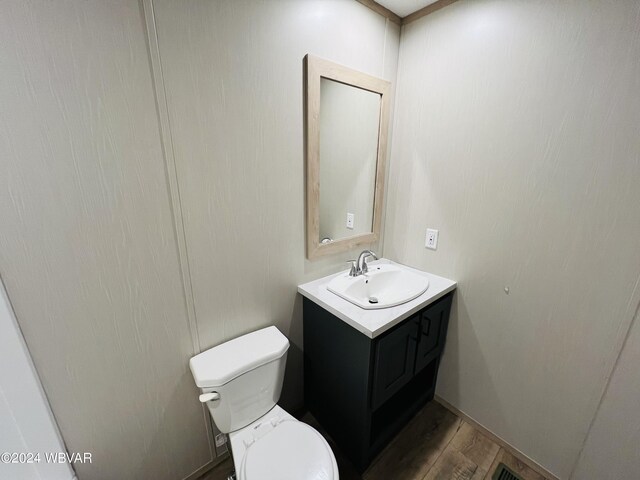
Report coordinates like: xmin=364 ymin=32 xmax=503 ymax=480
xmin=190 ymin=326 xmax=289 ymax=388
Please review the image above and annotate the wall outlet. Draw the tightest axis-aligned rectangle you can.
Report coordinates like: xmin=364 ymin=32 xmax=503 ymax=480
xmin=215 ymin=433 xmax=227 ymax=448
xmin=425 ymin=228 xmax=438 ymax=250
xmin=346 ymin=212 xmax=355 ymax=229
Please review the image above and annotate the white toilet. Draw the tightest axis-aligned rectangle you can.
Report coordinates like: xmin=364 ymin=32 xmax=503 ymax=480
xmin=189 ymin=326 xmax=339 ymax=480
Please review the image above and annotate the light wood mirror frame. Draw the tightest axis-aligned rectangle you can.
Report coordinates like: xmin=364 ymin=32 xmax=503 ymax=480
xmin=305 ymin=54 xmax=391 ymax=259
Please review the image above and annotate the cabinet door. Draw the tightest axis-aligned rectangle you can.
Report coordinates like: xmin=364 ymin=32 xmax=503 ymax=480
xmin=415 ymin=294 xmax=452 ymax=374
xmin=371 ymin=316 xmax=419 ymax=409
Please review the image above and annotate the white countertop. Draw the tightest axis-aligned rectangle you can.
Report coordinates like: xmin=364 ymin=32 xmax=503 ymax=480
xmin=297 ymin=259 xmax=457 ymax=338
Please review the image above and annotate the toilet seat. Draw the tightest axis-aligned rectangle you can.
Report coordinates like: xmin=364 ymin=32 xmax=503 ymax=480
xmin=239 ymin=419 xmax=338 ymax=480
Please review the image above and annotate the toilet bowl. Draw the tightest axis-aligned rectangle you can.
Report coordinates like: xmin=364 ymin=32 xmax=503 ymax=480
xmin=189 ymin=326 xmax=338 ymax=480
xmin=230 ymin=405 xmax=338 ymax=480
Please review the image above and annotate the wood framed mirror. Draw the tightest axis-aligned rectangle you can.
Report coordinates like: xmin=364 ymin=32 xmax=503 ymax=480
xmin=305 ymin=54 xmax=391 ymax=259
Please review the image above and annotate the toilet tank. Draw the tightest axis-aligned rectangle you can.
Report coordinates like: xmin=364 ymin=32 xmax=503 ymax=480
xmin=189 ymin=326 xmax=289 ymax=434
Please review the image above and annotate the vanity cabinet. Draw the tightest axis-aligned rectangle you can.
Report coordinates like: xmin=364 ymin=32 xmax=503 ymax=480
xmin=371 ymin=317 xmax=418 ymax=409
xmin=415 ymin=298 xmax=451 ymax=374
xmin=303 ymin=292 xmax=453 ymax=472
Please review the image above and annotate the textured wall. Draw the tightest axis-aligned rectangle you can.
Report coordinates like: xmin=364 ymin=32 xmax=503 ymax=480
xmin=0 ymin=1 xmax=211 ymax=478
xmin=150 ymin=0 xmax=399 ymax=408
xmin=0 ymin=276 xmax=74 ymax=480
xmin=572 ymin=304 xmax=640 ymax=479
xmin=385 ymin=1 xmax=640 ymax=478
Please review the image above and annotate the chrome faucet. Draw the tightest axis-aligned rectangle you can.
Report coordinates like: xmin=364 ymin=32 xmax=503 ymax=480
xmin=347 ymin=250 xmax=378 ymax=277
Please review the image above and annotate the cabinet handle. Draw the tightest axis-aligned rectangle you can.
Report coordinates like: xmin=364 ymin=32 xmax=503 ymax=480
xmin=410 ymin=321 xmax=420 ymax=341
xmin=422 ymin=318 xmax=431 ymax=337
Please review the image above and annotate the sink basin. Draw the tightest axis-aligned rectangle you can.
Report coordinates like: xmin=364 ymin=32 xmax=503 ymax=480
xmin=327 ymin=263 xmax=429 ymax=309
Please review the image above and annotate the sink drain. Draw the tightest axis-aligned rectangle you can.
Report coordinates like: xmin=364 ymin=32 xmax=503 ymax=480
xmin=368 ymin=297 xmax=379 ymax=304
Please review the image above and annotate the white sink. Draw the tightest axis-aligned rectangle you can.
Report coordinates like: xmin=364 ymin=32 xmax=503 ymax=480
xmin=327 ymin=263 xmax=429 ymax=309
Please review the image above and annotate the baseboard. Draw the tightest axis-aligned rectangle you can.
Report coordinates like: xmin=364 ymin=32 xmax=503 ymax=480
xmin=434 ymin=395 xmax=561 ymax=480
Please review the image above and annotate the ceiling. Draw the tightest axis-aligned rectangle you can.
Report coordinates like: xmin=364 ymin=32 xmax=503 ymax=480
xmin=374 ymin=0 xmax=440 ymax=18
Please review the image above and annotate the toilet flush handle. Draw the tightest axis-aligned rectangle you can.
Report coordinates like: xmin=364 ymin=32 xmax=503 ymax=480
xmin=199 ymin=392 xmax=220 ymax=403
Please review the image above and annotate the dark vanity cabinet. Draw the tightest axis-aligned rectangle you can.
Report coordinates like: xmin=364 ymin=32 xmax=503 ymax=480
xmin=303 ymin=292 xmax=453 ymax=472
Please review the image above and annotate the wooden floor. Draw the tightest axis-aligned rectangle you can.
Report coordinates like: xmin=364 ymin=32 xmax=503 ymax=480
xmin=200 ymin=401 xmax=549 ymax=480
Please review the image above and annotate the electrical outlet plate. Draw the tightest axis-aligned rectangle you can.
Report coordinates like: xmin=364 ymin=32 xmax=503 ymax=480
xmin=425 ymin=228 xmax=438 ymax=250
xmin=346 ymin=212 xmax=355 ymax=229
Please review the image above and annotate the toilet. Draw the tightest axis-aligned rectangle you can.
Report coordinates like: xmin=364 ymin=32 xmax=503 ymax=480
xmin=189 ymin=326 xmax=339 ymax=480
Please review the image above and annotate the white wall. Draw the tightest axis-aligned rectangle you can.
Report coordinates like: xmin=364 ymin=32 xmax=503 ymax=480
xmin=0 ymin=277 xmax=75 ymax=480
xmin=0 ymin=1 xmax=212 ymax=478
xmin=572 ymin=302 xmax=640 ymax=479
xmin=385 ymin=1 xmax=640 ymax=478
xmin=0 ymin=2 xmax=398 ymax=478
xmin=149 ymin=0 xmax=399 ymax=408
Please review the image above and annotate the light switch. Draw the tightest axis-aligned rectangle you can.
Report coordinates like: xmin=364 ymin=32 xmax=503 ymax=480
xmin=425 ymin=228 xmax=438 ymax=250
xmin=346 ymin=213 xmax=355 ymax=229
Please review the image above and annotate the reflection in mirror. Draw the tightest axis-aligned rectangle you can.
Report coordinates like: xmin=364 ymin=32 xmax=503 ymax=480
xmin=319 ymin=79 xmax=380 ymax=243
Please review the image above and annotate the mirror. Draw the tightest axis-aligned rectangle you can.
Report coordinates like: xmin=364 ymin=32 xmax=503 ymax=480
xmin=305 ymin=55 xmax=391 ymax=259
xmin=319 ymin=79 xmax=379 ymax=242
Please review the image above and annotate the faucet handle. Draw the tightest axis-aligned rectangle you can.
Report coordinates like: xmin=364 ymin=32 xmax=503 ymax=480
xmin=346 ymin=260 xmax=358 ymax=277
xmin=358 ymin=250 xmax=378 ymax=275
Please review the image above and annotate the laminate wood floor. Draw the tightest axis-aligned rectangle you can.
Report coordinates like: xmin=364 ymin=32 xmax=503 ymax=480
xmin=199 ymin=401 xmax=549 ymax=480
